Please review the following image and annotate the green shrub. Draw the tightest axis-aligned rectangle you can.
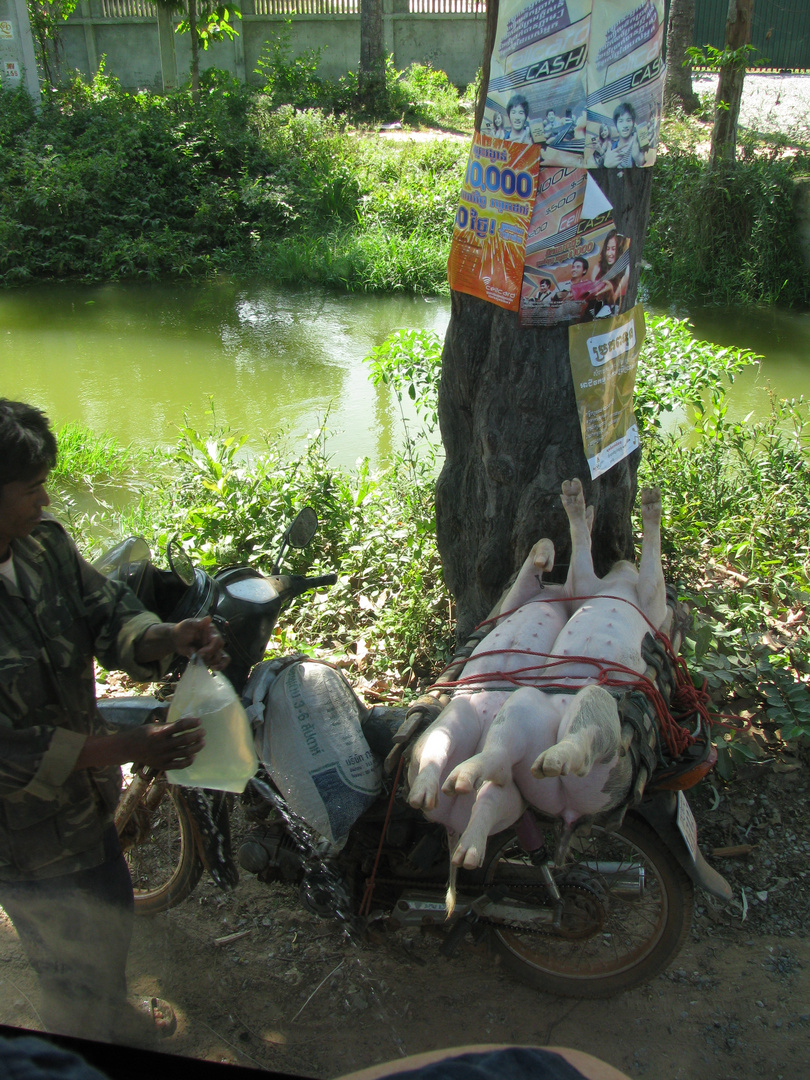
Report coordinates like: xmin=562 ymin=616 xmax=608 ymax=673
xmin=0 ymin=67 xmax=466 ymax=290
xmin=644 ymin=148 xmax=810 ymax=307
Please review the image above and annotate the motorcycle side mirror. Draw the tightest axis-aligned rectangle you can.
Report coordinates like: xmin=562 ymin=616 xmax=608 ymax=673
xmin=287 ymin=507 xmax=318 ymax=549
xmin=167 ymin=540 xmax=196 ymax=587
xmin=93 ymin=536 xmax=152 ymax=579
xmin=271 ymin=507 xmax=318 ymax=574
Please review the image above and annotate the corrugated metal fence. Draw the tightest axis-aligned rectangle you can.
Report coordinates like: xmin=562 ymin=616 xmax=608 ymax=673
xmin=94 ymin=1 xmax=810 ymax=71
xmin=98 ymin=0 xmax=485 ymax=17
xmin=693 ymin=0 xmax=810 ymax=72
xmin=100 ymin=0 xmax=487 ymax=13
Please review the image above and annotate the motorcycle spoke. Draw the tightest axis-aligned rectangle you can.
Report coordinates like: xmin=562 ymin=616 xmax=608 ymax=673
xmin=118 ymin=771 xmax=203 ymax=913
xmin=485 ymin=819 xmax=685 ymax=984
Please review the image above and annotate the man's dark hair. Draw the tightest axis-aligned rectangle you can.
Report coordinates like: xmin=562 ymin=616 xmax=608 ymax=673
xmin=572 ymin=256 xmax=588 ymax=272
xmin=0 ymin=400 xmax=57 ymax=486
xmin=506 ymin=94 xmax=530 ymax=117
xmin=613 ymin=101 xmax=636 ymax=125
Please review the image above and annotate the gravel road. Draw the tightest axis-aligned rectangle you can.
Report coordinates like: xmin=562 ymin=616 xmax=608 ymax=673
xmin=692 ymin=72 xmax=810 ymax=142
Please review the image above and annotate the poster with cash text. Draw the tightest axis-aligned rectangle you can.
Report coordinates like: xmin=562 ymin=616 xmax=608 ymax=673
xmin=568 ymin=304 xmax=644 ymax=478
xmin=483 ymin=0 xmax=590 ymax=168
xmin=583 ymin=0 xmax=665 ymax=168
xmin=480 ymin=0 xmax=665 ymax=170
xmin=519 ymin=168 xmax=629 ymax=327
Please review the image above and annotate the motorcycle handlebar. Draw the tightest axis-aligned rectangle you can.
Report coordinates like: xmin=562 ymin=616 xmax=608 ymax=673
xmin=277 ymin=572 xmax=338 ymax=602
xmin=302 ymin=573 xmax=338 ymax=590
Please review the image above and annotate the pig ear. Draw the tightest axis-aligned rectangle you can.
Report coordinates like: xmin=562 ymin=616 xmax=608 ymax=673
xmin=586 ymin=505 xmax=595 ymax=533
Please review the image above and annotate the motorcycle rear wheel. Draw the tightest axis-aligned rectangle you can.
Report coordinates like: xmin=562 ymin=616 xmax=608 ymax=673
xmin=483 ymin=815 xmax=694 ymax=998
xmin=118 ymin=773 xmax=204 ymax=915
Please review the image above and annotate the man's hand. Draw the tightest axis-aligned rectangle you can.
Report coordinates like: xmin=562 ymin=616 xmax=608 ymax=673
xmin=123 ymin=716 xmax=206 ymax=771
xmin=135 ymin=616 xmax=228 ymax=670
xmin=75 ymin=716 xmax=205 ymax=773
xmin=171 ymin=616 xmax=228 ymax=669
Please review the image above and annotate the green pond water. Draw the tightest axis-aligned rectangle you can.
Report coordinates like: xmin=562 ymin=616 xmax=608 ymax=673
xmin=2 ymin=280 xmax=808 ymax=468
xmin=1 ymin=279 xmax=448 ymax=467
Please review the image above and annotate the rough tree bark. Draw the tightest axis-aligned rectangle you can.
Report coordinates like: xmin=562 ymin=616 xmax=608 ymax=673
xmin=436 ymin=0 xmax=655 ymax=644
xmin=664 ymin=0 xmax=699 ymax=114
xmin=359 ymin=0 xmax=385 ymax=104
xmin=188 ymin=0 xmax=200 ymax=103
xmin=710 ymin=0 xmax=755 ymax=167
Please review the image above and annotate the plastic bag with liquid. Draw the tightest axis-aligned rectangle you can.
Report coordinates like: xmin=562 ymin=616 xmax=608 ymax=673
xmin=165 ymin=657 xmax=258 ymax=793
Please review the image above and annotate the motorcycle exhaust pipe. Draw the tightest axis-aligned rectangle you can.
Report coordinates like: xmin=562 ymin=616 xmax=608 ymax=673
xmin=576 ymin=861 xmax=646 ymax=898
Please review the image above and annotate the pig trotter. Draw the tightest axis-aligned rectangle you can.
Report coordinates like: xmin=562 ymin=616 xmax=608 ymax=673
xmin=443 ymin=743 xmax=515 ymax=794
xmin=451 ymin=781 xmax=526 ymax=870
xmin=561 ymin=477 xmax=585 ymax=514
xmin=408 ymin=764 xmax=442 ymax=811
xmin=640 ymin=486 xmax=661 ymax=526
xmin=531 ymin=685 xmax=621 ymax=779
xmin=530 ymin=538 xmax=555 ymax=576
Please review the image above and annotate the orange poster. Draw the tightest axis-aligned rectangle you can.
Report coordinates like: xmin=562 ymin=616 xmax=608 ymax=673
xmin=447 ymin=132 xmax=541 ymax=311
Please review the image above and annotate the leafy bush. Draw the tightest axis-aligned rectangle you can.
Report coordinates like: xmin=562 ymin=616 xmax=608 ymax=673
xmin=254 ymin=21 xmax=326 ymax=109
xmin=635 ymin=318 xmax=809 ymax=775
xmin=384 ymin=61 xmax=469 ymax=128
xmin=645 ymin=141 xmax=810 ymax=307
xmin=0 ymin=63 xmax=466 ymax=291
xmin=84 ymin=418 xmax=453 ymax=687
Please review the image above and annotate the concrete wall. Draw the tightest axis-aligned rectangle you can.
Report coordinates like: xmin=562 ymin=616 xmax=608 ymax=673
xmin=1 ymin=0 xmax=41 ymax=99
xmin=56 ymin=2 xmax=487 ymax=92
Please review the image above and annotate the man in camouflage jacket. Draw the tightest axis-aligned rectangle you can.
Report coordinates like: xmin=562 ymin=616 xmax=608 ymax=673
xmin=0 ymin=399 xmax=225 ymax=1043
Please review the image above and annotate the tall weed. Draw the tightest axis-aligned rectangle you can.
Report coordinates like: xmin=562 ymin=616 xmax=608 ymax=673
xmin=645 ymin=147 xmax=809 ymax=306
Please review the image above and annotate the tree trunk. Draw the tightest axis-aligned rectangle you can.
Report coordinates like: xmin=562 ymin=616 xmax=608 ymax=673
xmin=664 ymin=0 xmax=699 ymax=114
xmin=189 ymin=0 xmax=200 ymax=103
xmin=435 ymin=0 xmax=655 ymax=644
xmin=359 ymin=0 xmax=385 ymax=104
xmin=710 ymin=0 xmax=754 ymax=167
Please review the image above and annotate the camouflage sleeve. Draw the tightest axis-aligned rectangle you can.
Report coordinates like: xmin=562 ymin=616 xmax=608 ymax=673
xmin=73 ymin=546 xmax=168 ymax=682
xmin=0 ymin=724 xmax=86 ymax=801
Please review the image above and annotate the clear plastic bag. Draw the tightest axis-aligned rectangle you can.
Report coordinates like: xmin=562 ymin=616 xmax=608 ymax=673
xmin=165 ymin=657 xmax=258 ymax=793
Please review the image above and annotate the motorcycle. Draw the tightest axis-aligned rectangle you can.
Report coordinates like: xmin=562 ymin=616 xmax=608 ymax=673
xmin=96 ymin=509 xmax=731 ymax=999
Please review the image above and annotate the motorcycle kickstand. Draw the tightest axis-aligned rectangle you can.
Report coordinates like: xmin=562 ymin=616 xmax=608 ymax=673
xmin=439 ymin=912 xmax=487 ymax=957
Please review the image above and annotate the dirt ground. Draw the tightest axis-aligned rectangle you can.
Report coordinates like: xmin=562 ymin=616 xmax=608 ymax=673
xmin=0 ymin=759 xmax=808 ymax=1080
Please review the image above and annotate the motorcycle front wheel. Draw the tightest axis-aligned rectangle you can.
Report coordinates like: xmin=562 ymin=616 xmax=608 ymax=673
xmin=482 ymin=815 xmax=694 ymax=998
xmin=118 ymin=772 xmax=204 ymax=915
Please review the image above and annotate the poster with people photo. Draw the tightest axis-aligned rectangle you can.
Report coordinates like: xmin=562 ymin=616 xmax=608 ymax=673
xmin=583 ymin=0 xmax=665 ymax=168
xmin=480 ymin=0 xmax=664 ymax=171
xmin=568 ymin=304 xmax=645 ymax=479
xmin=482 ymin=0 xmax=590 ymax=167
xmin=447 ymin=132 xmax=541 ymax=310
xmin=518 ymin=167 xmax=630 ymax=327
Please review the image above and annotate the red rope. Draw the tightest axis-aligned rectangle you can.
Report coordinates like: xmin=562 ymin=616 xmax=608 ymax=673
xmin=359 ymin=753 xmax=405 ymax=919
xmin=428 ymin=592 xmax=709 ymax=760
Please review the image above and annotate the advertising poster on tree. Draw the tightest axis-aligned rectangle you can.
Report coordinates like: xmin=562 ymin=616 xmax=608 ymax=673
xmin=584 ymin=0 xmax=665 ymax=168
xmin=519 ymin=167 xmax=629 ymax=327
xmin=568 ymin=304 xmax=644 ymax=479
xmin=483 ymin=0 xmax=590 ymax=167
xmin=448 ymin=132 xmax=540 ymax=311
xmin=479 ymin=0 xmax=665 ymax=170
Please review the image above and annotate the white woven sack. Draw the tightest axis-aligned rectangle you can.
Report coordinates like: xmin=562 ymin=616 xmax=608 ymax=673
xmin=257 ymin=660 xmax=382 ymax=845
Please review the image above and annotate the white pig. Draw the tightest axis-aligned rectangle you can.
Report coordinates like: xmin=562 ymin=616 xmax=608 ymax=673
xmin=407 ymin=478 xmax=667 ymax=876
